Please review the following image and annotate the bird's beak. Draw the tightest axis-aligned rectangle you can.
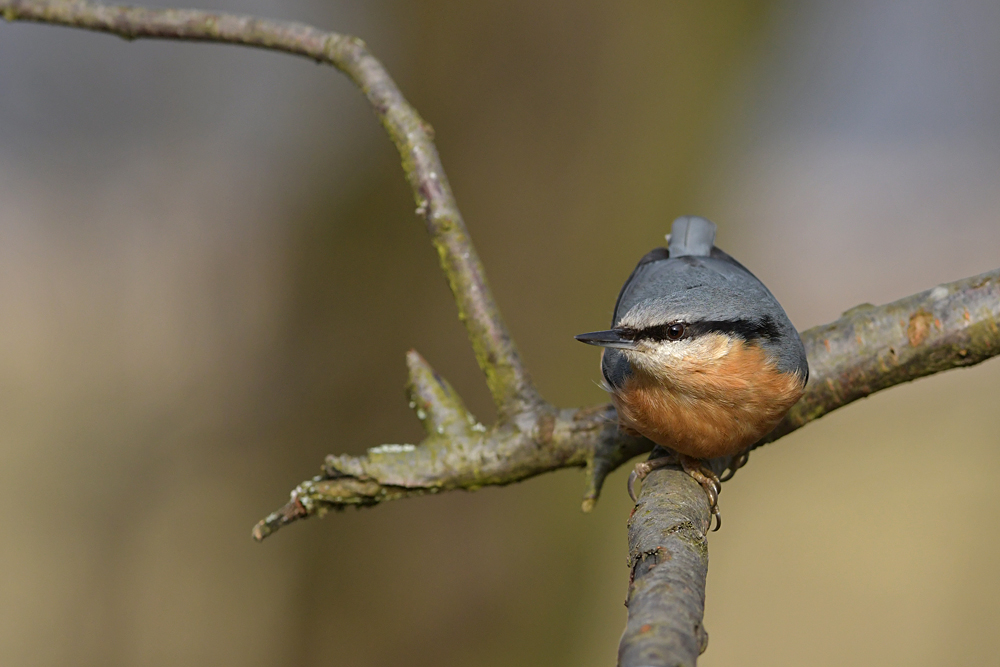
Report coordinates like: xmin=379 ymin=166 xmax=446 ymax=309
xmin=574 ymin=329 xmax=638 ymax=350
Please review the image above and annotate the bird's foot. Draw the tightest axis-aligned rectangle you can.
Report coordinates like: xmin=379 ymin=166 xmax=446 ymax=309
xmin=627 ymin=452 xmax=679 ymax=503
xmin=679 ymin=455 xmax=722 ymax=531
xmin=627 ymin=452 xmax=724 ymax=531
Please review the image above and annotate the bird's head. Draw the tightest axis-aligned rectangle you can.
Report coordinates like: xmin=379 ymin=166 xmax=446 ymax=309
xmin=575 ymin=291 xmax=787 ymax=383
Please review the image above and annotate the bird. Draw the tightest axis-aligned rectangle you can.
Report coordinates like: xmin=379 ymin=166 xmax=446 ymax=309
xmin=575 ymin=216 xmax=808 ymax=530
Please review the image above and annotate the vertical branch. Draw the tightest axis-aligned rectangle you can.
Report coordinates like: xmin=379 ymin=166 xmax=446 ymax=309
xmin=620 ymin=467 xmax=711 ymax=667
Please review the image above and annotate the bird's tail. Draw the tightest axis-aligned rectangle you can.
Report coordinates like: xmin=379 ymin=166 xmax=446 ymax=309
xmin=668 ymin=216 xmax=716 ymax=258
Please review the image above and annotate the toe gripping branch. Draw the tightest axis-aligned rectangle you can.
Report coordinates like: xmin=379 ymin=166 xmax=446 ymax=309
xmin=627 ymin=447 xmax=751 ymax=532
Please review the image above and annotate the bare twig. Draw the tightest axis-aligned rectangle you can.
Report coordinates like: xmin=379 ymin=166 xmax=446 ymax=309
xmin=6 ymin=3 xmax=1000 ymax=664
xmin=252 ymin=351 xmax=651 ymax=540
xmin=0 ymin=0 xmax=540 ymax=417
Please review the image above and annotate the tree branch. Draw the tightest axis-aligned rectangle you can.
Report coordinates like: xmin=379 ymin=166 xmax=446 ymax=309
xmin=0 ymin=0 xmax=541 ymax=418
xmin=621 ymin=463 xmax=711 ymax=667
xmin=762 ymin=272 xmax=1000 ymax=444
xmin=6 ymin=3 xmax=1000 ymax=664
xmin=254 ymin=267 xmax=1000 ymax=539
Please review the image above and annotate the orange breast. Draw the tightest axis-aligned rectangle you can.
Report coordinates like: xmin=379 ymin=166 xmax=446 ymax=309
xmin=611 ymin=341 xmax=805 ymax=460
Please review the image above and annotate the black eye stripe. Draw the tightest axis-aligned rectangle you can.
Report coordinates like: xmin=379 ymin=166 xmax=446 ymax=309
xmin=616 ymin=323 xmax=690 ymax=342
xmin=695 ymin=316 xmax=781 ymax=341
xmin=619 ymin=315 xmax=780 ymax=342
xmin=644 ymin=323 xmax=688 ymax=341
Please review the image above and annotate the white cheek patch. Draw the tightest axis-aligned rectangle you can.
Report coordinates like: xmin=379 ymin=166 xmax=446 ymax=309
xmin=625 ymin=334 xmax=737 ymax=379
xmin=688 ymin=334 xmax=735 ymax=361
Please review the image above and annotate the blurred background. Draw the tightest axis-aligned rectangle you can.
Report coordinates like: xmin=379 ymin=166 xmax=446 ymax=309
xmin=1 ymin=1 xmax=999 ymax=665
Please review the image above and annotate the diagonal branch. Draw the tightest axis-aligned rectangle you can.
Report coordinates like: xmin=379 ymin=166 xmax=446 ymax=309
xmin=251 ymin=350 xmax=650 ymax=539
xmin=763 ymin=271 xmax=1000 ymax=444
xmin=0 ymin=0 xmax=541 ymax=418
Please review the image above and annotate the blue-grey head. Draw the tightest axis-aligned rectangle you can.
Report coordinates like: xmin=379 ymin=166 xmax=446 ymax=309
xmin=576 ymin=217 xmax=808 ymax=392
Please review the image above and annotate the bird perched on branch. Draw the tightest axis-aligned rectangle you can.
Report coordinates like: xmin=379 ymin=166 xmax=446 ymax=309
xmin=576 ymin=216 xmax=808 ymax=529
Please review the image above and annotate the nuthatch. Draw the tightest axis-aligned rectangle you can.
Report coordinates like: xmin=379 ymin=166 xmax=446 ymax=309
xmin=576 ymin=216 xmax=808 ymax=529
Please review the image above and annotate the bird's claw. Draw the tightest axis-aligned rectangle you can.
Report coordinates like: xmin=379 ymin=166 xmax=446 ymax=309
xmin=627 ymin=454 xmax=678 ymax=502
xmin=719 ymin=449 xmax=750 ymax=483
xmin=627 ymin=453 xmax=724 ymax=531
xmin=680 ymin=455 xmax=723 ymax=532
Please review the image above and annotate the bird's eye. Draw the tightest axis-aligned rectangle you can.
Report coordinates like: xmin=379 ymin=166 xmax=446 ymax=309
xmin=666 ymin=323 xmax=685 ymax=340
